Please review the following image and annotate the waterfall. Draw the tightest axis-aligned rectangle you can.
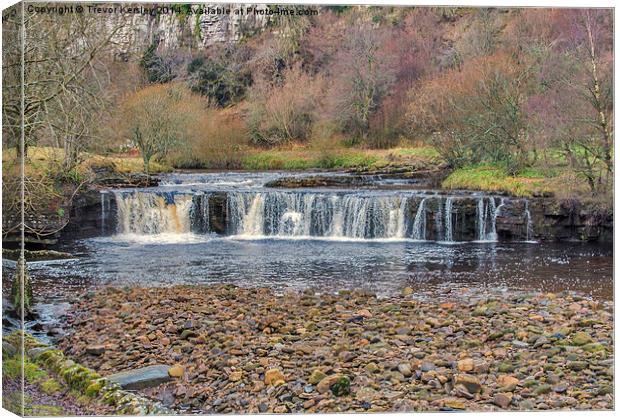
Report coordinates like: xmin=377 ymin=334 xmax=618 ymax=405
xmin=244 ymin=194 xmax=266 ymax=235
xmin=491 ymin=198 xmax=506 ymax=241
xmin=190 ymin=193 xmax=211 ymax=234
xmin=109 ymin=187 xmax=522 ymax=243
xmin=100 ymin=192 xmax=108 ymax=234
xmin=226 ymin=191 xmax=412 ymax=239
xmin=524 ymin=200 xmax=534 ymax=241
xmin=477 ymin=197 xmax=502 ymax=241
xmin=434 ymin=197 xmax=443 ymax=241
xmin=412 ymin=198 xmax=427 ymax=240
xmin=444 ymin=197 xmax=453 ymax=242
xmin=393 ymin=198 xmax=408 ymax=238
xmin=477 ymin=198 xmax=485 ymax=240
xmin=113 ymin=191 xmax=193 ymax=234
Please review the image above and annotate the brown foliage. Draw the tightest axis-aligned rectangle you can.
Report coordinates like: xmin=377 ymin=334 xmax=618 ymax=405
xmin=118 ymin=84 xmax=207 ymax=173
xmin=170 ymin=108 xmax=248 ymax=169
xmin=247 ymin=66 xmax=324 ymax=145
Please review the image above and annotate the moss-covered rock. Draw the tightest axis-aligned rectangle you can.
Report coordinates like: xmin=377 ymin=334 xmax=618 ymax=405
xmin=16 ymin=331 xmax=171 ymax=414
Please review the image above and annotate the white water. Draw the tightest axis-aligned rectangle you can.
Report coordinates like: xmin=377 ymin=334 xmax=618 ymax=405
xmin=108 ymin=184 xmax=526 ymax=242
xmin=524 ymin=200 xmax=534 ymax=241
xmin=101 ymin=192 xmax=107 ymax=234
xmin=228 ymin=192 xmax=415 ymax=240
xmin=444 ymin=197 xmax=454 ymax=242
xmin=412 ymin=198 xmax=427 ymax=240
xmin=477 ymin=197 xmax=504 ymax=241
xmin=113 ymin=191 xmax=193 ymax=235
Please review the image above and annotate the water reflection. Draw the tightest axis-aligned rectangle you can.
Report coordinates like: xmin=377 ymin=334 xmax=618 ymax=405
xmin=15 ymin=237 xmax=612 ymax=302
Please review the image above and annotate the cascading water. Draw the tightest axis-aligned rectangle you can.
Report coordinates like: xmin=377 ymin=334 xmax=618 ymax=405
xmin=113 ymin=191 xmax=193 ymax=234
xmin=107 ymin=178 xmax=525 ymax=242
xmin=444 ymin=197 xmax=454 ymax=242
xmin=477 ymin=198 xmax=486 ymax=240
xmin=100 ymin=192 xmax=108 ymax=234
xmin=190 ymin=193 xmax=211 ymax=234
xmin=227 ymin=191 xmax=413 ymax=239
xmin=477 ymin=197 xmax=504 ymax=241
xmin=412 ymin=198 xmax=427 ymax=240
xmin=524 ymin=200 xmax=534 ymax=241
xmin=434 ymin=197 xmax=443 ymax=241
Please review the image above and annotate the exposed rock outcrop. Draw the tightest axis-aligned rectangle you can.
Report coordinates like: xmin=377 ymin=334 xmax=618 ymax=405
xmin=107 ymin=3 xmax=271 ymax=56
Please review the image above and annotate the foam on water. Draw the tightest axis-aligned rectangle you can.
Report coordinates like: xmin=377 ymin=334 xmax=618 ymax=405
xmin=94 ymin=232 xmax=212 ymax=245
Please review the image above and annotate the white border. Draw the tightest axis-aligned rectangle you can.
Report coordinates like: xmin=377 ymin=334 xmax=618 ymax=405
xmin=0 ymin=1 xmax=616 ymax=418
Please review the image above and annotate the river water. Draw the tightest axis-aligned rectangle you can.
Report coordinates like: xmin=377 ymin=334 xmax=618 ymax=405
xmin=2 ymin=171 xmax=613 ymax=339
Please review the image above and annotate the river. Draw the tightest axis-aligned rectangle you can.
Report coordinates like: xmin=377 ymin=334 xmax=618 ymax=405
xmin=2 ymin=171 xmax=613 ymax=340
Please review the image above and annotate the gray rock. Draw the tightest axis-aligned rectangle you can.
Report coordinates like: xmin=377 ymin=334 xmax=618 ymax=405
xmin=86 ymin=345 xmax=106 ymax=356
xmin=107 ymin=365 xmax=172 ymax=390
xmin=512 ymin=340 xmax=529 ymax=349
xmin=180 ymin=329 xmax=197 ymax=340
xmin=3 ymin=341 xmax=17 ymax=357
xmin=397 ymin=363 xmax=413 ymax=377
xmin=553 ymin=384 xmax=568 ymax=393
xmin=27 ymin=347 xmax=52 ymax=359
xmin=420 ymin=362 xmax=436 ymax=372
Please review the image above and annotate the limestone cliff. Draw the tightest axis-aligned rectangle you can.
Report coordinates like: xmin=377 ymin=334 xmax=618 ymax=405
xmin=108 ymin=4 xmax=270 ymax=55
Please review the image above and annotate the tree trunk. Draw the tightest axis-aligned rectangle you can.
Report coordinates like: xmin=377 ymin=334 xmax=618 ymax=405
xmin=143 ymin=155 xmax=150 ymax=178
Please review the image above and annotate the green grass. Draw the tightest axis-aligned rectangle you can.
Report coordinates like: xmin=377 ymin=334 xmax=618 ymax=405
xmin=2 ymin=146 xmax=172 ymax=179
xmin=442 ymin=165 xmax=555 ymax=197
xmin=2 ymin=355 xmax=66 ymax=414
xmin=239 ymin=146 xmax=441 ymax=171
xmin=3 ymin=355 xmax=48 ymax=382
xmin=2 ymin=392 xmax=65 ymax=416
xmin=41 ymin=378 xmax=64 ymax=394
xmin=242 ymin=149 xmax=380 ymax=170
xmin=390 ymin=146 xmax=442 ymax=160
xmin=2 ymin=337 xmax=71 ymax=415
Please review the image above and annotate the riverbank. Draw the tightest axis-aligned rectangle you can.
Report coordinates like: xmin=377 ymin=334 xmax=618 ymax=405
xmin=2 ymin=337 xmax=116 ymax=416
xmin=3 ymin=146 xmax=611 ymax=247
xmin=58 ymin=285 xmax=613 ymax=413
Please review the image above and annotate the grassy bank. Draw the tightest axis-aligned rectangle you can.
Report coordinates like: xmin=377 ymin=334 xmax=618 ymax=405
xmin=239 ymin=146 xmax=442 ymax=171
xmin=2 ymin=146 xmax=172 ymax=181
xmin=3 ymin=145 xmax=442 ymax=177
xmin=3 ymin=145 xmax=591 ymax=200
xmin=439 ymin=163 xmax=600 ymax=198
xmin=441 ymin=166 xmax=556 ymax=197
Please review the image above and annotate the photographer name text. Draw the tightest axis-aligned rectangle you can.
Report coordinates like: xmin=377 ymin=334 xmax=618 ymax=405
xmin=27 ymin=4 xmax=319 ymax=17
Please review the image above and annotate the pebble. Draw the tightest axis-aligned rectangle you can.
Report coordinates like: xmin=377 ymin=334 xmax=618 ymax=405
xmin=264 ymin=369 xmax=285 ymax=386
xmin=397 ymin=363 xmax=412 ymax=377
xmin=168 ymin=365 xmax=184 ymax=378
xmin=56 ymin=285 xmax=613 ymax=413
xmin=494 ymin=392 xmax=513 ymax=408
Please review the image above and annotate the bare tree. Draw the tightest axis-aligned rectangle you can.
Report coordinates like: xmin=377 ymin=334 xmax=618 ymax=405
xmin=3 ymin=8 xmax=127 ymax=161
xmin=120 ymin=84 xmax=198 ymax=175
xmin=2 ymin=6 xmax=130 ymax=242
xmin=329 ymin=24 xmax=395 ymax=144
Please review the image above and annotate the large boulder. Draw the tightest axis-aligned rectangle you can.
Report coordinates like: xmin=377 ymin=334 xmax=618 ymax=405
xmin=106 ymin=365 xmax=174 ymax=390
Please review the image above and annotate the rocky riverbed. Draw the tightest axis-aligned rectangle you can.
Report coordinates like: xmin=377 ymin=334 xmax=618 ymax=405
xmin=58 ymin=285 xmax=613 ymax=413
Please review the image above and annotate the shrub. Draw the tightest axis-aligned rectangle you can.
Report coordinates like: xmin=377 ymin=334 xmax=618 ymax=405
xmin=247 ymin=66 xmax=324 ymax=145
xmin=187 ymin=56 xmax=251 ymax=107
xmin=169 ymin=109 xmax=248 ymax=169
xmin=118 ymin=84 xmax=207 ymax=174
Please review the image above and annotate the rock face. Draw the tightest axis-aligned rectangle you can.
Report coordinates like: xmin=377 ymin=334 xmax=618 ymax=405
xmin=496 ymin=198 xmax=612 ymax=242
xmin=106 ymin=365 xmax=173 ymax=390
xmin=61 ymin=189 xmax=116 ymax=242
xmin=106 ymin=4 xmax=270 ymax=55
xmin=63 ymin=189 xmax=612 ymax=243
